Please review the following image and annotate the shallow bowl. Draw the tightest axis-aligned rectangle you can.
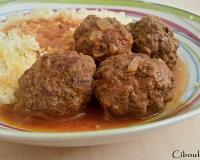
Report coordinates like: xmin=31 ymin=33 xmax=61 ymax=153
xmin=0 ymin=0 xmax=199 ymax=146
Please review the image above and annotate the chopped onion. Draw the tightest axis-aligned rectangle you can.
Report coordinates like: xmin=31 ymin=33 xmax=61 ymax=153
xmin=90 ymin=31 xmax=102 ymax=41
xmin=93 ymin=50 xmax=106 ymax=57
xmin=96 ymin=19 xmax=114 ymax=31
xmin=108 ymin=43 xmax=118 ymax=54
xmin=128 ymin=56 xmax=143 ymax=72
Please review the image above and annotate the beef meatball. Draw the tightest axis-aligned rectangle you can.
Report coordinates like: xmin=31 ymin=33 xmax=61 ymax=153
xmin=74 ymin=15 xmax=133 ymax=61
xmin=95 ymin=54 xmax=173 ymax=119
xmin=14 ymin=51 xmax=96 ymax=119
xmin=129 ymin=15 xmax=179 ymax=69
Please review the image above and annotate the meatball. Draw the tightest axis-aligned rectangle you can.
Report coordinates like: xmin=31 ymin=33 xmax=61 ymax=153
xmin=14 ymin=51 xmax=96 ymax=119
xmin=74 ymin=15 xmax=133 ymax=61
xmin=129 ymin=16 xmax=179 ymax=69
xmin=95 ymin=54 xmax=173 ymax=119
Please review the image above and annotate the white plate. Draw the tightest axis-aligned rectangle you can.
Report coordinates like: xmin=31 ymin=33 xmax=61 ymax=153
xmin=0 ymin=0 xmax=199 ymax=146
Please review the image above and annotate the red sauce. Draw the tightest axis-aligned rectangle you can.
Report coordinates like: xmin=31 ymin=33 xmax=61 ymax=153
xmin=4 ymin=17 xmax=80 ymax=54
xmin=0 ymin=58 xmax=188 ymax=132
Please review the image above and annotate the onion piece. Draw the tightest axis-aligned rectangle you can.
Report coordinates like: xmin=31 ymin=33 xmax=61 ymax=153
xmin=128 ymin=56 xmax=143 ymax=72
xmin=93 ymin=50 xmax=106 ymax=57
xmin=96 ymin=19 xmax=114 ymax=31
xmin=108 ymin=43 xmax=118 ymax=54
xmin=90 ymin=31 xmax=102 ymax=41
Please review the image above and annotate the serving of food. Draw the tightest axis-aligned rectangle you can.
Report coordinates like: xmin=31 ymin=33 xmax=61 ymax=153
xmin=0 ymin=0 xmax=199 ymax=146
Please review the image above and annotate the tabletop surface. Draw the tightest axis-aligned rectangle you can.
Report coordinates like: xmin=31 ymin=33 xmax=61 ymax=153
xmin=0 ymin=0 xmax=199 ymax=160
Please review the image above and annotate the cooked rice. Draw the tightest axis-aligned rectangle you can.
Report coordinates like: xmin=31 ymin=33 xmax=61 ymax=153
xmin=1 ymin=8 xmax=132 ymax=29
xmin=0 ymin=31 xmax=44 ymax=104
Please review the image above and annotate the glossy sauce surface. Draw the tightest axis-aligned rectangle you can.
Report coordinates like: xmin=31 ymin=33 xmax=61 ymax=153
xmin=0 ymin=58 xmax=188 ymax=132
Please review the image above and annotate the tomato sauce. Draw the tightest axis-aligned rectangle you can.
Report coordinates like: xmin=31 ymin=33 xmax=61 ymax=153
xmin=4 ymin=17 xmax=80 ymax=54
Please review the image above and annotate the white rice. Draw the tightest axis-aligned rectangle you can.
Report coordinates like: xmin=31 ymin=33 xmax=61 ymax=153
xmin=1 ymin=8 xmax=132 ymax=29
xmin=0 ymin=31 xmax=44 ymax=104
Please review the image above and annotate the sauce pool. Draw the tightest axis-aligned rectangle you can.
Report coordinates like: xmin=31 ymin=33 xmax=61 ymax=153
xmin=0 ymin=58 xmax=188 ymax=132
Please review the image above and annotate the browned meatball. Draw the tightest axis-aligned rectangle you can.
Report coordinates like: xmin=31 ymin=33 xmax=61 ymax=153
xmin=14 ymin=51 xmax=96 ymax=119
xmin=129 ymin=16 xmax=179 ymax=69
xmin=74 ymin=15 xmax=133 ymax=61
xmin=95 ymin=54 xmax=173 ymax=119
